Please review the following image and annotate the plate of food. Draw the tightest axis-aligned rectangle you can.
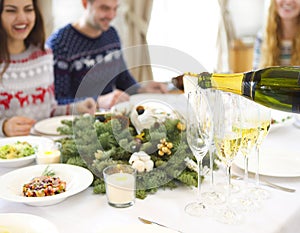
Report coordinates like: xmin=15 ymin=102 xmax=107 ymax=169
xmin=0 ymin=164 xmax=93 ymax=206
xmin=34 ymin=115 xmax=75 ymax=136
xmin=0 ymin=213 xmax=59 ymax=233
xmin=0 ymin=136 xmax=54 ymax=168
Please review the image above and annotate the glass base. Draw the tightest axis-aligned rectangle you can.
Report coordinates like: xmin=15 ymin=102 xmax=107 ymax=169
xmin=214 ymin=207 xmax=243 ymax=225
xmin=250 ymin=186 xmax=271 ymax=200
xmin=108 ymin=200 xmax=135 ymax=208
xmin=215 ymin=182 xmax=240 ymax=194
xmin=184 ymin=202 xmax=207 ymax=217
xmin=231 ymin=196 xmax=261 ymax=213
xmin=201 ymin=191 xmax=226 ymax=205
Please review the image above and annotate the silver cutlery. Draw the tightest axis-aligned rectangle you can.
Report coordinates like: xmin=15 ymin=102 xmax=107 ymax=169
xmin=138 ymin=217 xmax=182 ymax=232
xmin=232 ymin=174 xmax=296 ymax=193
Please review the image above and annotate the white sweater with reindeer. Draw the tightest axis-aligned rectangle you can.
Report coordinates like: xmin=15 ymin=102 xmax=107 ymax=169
xmin=0 ymin=45 xmax=71 ymax=136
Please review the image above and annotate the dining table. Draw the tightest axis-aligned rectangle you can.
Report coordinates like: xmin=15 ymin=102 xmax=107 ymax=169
xmin=0 ymin=98 xmax=300 ymax=233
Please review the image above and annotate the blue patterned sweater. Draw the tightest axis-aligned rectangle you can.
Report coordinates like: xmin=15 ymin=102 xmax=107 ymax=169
xmin=46 ymin=24 xmax=137 ymax=104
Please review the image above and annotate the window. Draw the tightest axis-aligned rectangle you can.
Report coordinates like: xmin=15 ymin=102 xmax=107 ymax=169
xmin=52 ymin=0 xmax=83 ymax=31
xmin=147 ymin=0 xmax=220 ymax=81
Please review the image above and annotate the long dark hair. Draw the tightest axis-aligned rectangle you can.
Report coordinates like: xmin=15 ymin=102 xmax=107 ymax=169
xmin=0 ymin=0 xmax=45 ymax=77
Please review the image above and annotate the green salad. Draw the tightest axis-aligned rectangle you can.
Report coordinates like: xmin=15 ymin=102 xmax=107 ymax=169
xmin=0 ymin=141 xmax=36 ymax=159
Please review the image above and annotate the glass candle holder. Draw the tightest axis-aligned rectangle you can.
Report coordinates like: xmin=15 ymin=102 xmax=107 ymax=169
xmin=103 ymin=164 xmax=136 ymax=208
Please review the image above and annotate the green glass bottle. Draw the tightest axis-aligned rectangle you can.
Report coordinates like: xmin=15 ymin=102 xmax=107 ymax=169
xmin=184 ymin=66 xmax=300 ymax=113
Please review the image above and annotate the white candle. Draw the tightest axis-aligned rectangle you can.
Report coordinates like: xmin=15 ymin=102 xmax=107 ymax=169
xmin=105 ymin=173 xmax=135 ymax=206
xmin=36 ymin=150 xmax=61 ymax=164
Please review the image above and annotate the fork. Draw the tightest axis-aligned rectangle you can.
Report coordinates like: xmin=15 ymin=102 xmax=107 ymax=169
xmin=138 ymin=217 xmax=182 ymax=232
xmin=232 ymin=174 xmax=296 ymax=193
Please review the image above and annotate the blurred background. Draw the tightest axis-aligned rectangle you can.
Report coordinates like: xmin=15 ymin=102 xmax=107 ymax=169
xmin=40 ymin=0 xmax=270 ymax=82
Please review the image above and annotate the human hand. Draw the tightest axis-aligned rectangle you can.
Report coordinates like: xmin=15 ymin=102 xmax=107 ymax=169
xmin=3 ymin=116 xmax=36 ymax=137
xmin=75 ymin=97 xmax=97 ymax=115
xmin=97 ymin=89 xmax=130 ymax=110
xmin=138 ymin=81 xmax=168 ymax=94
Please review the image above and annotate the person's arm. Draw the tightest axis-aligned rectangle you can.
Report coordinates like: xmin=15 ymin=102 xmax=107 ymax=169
xmin=51 ymin=98 xmax=97 ymax=116
xmin=115 ymin=70 xmax=140 ymax=95
xmin=0 ymin=118 xmax=7 ymax=137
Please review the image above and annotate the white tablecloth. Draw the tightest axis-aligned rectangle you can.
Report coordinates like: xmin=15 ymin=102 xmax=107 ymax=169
xmin=0 ymin=120 xmax=300 ymax=233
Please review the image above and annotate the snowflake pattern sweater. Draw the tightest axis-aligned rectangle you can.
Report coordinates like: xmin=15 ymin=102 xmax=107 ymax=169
xmin=46 ymin=24 xmax=138 ymax=105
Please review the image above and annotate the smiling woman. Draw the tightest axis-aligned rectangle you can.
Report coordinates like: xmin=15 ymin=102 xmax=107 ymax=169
xmin=0 ymin=0 xmax=97 ymax=137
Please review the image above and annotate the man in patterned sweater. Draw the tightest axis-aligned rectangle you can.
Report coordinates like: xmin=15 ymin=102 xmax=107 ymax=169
xmin=46 ymin=0 xmax=167 ymax=110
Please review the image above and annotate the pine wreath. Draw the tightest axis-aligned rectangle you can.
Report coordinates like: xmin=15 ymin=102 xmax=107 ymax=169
xmin=58 ymin=111 xmax=217 ymax=199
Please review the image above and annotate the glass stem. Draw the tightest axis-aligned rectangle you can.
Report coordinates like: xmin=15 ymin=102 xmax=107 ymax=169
xmin=255 ymin=146 xmax=260 ymax=187
xmin=244 ymin=156 xmax=249 ymax=187
xmin=197 ymin=158 xmax=203 ymax=203
xmin=209 ymin=145 xmax=214 ymax=187
xmin=226 ymin=165 xmax=232 ymax=203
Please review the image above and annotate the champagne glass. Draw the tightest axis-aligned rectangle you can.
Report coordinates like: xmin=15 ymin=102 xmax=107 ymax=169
xmin=250 ymin=105 xmax=272 ymax=199
xmin=201 ymin=89 xmax=226 ymax=205
xmin=185 ymin=89 xmax=213 ymax=216
xmin=239 ymin=98 xmax=260 ymax=186
xmin=233 ymin=97 xmax=261 ymax=212
xmin=213 ymin=91 xmax=243 ymax=224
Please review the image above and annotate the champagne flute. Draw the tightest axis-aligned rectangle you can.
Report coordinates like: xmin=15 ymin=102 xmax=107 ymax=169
xmin=250 ymin=105 xmax=272 ymax=199
xmin=233 ymin=97 xmax=261 ymax=212
xmin=185 ymin=89 xmax=213 ymax=216
xmin=201 ymin=89 xmax=226 ymax=205
xmin=213 ymin=91 xmax=243 ymax=224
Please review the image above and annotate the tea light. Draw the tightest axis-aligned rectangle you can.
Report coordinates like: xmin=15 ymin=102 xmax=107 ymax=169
xmin=36 ymin=150 xmax=61 ymax=164
xmin=103 ymin=165 xmax=136 ymax=208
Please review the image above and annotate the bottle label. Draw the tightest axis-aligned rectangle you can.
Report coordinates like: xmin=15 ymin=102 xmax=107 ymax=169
xmin=197 ymin=72 xmax=212 ymax=88
xmin=243 ymin=72 xmax=254 ymax=98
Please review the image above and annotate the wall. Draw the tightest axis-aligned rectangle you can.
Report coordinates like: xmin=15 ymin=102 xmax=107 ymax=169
xmin=52 ymin=0 xmax=84 ymax=32
xmin=227 ymin=0 xmax=269 ymax=72
xmin=229 ymin=0 xmax=266 ymax=39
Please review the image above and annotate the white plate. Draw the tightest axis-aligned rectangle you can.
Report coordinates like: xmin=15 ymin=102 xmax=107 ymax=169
xmin=0 ymin=164 xmax=93 ymax=206
xmin=98 ymin=224 xmax=178 ymax=233
xmin=34 ymin=115 xmax=75 ymax=135
xmin=293 ymin=115 xmax=300 ymax=128
xmin=0 ymin=136 xmax=54 ymax=168
xmin=269 ymin=110 xmax=294 ymax=133
xmin=112 ymin=93 xmax=187 ymax=117
xmin=0 ymin=213 xmax=59 ymax=233
xmin=234 ymin=148 xmax=300 ymax=177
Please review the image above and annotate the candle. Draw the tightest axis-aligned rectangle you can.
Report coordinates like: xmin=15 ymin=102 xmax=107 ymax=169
xmin=36 ymin=142 xmax=61 ymax=165
xmin=103 ymin=165 xmax=136 ymax=208
xmin=36 ymin=150 xmax=61 ymax=164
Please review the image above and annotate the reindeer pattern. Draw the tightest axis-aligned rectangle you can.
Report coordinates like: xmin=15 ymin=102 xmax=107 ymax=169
xmin=0 ymin=85 xmax=54 ymax=110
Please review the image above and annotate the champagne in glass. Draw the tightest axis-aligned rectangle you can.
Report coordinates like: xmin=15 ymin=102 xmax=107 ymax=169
xmin=201 ymin=89 xmax=225 ymax=205
xmin=185 ymin=89 xmax=213 ymax=216
xmin=233 ymin=98 xmax=261 ymax=212
xmin=251 ymin=105 xmax=272 ymax=199
xmin=213 ymin=91 xmax=243 ymax=224
xmin=238 ymin=98 xmax=260 ymax=186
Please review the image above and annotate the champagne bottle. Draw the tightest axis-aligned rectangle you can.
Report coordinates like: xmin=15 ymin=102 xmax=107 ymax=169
xmin=183 ymin=66 xmax=300 ymax=114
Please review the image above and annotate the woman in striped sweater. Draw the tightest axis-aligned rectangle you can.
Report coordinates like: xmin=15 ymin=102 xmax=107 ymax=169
xmin=0 ymin=0 xmax=97 ymax=137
